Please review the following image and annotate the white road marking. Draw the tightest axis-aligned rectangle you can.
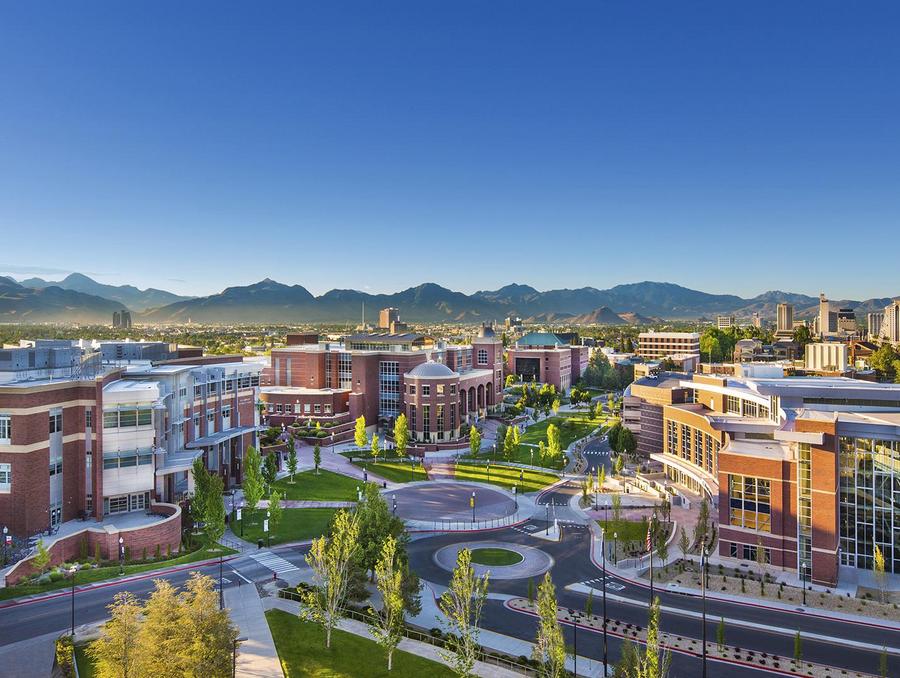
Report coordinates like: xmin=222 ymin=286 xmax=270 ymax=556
xmin=249 ymin=550 xmax=299 ymax=574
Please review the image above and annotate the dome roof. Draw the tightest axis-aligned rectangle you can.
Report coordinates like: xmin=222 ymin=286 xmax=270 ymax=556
xmin=478 ymin=324 xmax=496 ymax=338
xmin=407 ymin=361 xmax=456 ymax=378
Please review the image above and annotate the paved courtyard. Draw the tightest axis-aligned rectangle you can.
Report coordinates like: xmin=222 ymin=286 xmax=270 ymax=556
xmin=391 ymin=481 xmax=516 ymax=522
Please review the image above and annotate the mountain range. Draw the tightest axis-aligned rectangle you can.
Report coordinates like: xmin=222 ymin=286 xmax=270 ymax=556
xmin=3 ymin=273 xmax=897 ymax=325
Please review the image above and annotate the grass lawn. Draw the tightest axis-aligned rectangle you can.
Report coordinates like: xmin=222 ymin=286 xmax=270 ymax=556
xmin=266 ymin=609 xmax=456 ymax=678
xmin=75 ymin=644 xmax=96 ymax=678
xmin=353 ymin=461 xmax=429 ymax=483
xmin=451 ymin=463 xmax=558 ymax=492
xmin=598 ymin=519 xmax=647 ymax=543
xmin=267 ymin=469 xmax=363 ymax=501
xmin=470 ymin=547 xmax=523 ymax=566
xmin=512 ymin=412 xmax=604 ymax=469
xmin=234 ymin=508 xmax=336 ymax=546
xmin=0 ymin=544 xmax=237 ymax=602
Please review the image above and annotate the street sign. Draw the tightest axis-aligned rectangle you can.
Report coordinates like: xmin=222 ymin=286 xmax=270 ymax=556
xmin=236 ymin=509 xmax=242 ymax=521
xmin=263 ymin=519 xmax=269 ymax=532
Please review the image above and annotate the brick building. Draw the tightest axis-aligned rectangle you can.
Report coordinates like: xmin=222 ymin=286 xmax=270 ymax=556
xmin=505 ymin=332 xmax=589 ymax=392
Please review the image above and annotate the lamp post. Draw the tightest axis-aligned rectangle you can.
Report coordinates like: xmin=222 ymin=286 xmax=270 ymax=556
xmin=513 ymin=485 xmax=517 ymax=509
xmin=701 ymin=546 xmax=708 ymax=678
xmin=545 ymin=503 xmax=550 ymax=535
xmin=69 ymin=566 xmax=77 ymax=636
xmin=118 ymin=537 xmax=125 ymax=575
xmin=392 ymin=494 xmax=397 ymax=515
xmin=238 ymin=502 xmax=244 ymax=538
xmin=471 ymin=491 xmax=476 ymax=523
xmin=486 ymin=460 xmax=491 ymax=483
xmin=601 ymin=528 xmax=608 ymax=677
xmin=801 ymin=561 xmax=808 ymax=606
xmin=613 ymin=532 xmax=618 ymax=565
xmin=232 ymin=636 xmax=248 ymax=678
xmin=2 ymin=526 xmax=7 ymax=566
xmin=265 ymin=511 xmax=271 ymax=548
xmin=219 ymin=551 xmax=224 ymax=610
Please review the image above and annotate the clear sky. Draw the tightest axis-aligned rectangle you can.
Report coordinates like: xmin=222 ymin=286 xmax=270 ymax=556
xmin=2 ymin=2 xmax=899 ymax=300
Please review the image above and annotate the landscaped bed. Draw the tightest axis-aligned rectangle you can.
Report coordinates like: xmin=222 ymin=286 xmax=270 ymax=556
xmin=233 ymin=508 xmax=336 ymax=546
xmin=352 ymin=460 xmax=429 ymax=483
xmin=470 ymin=547 xmax=524 ymax=566
xmin=266 ymin=608 xmax=457 ymax=677
xmin=0 ymin=543 xmax=237 ymax=602
xmin=267 ymin=469 xmax=364 ymax=501
xmin=480 ymin=412 xmax=603 ymax=469
xmin=451 ymin=463 xmax=558 ymax=492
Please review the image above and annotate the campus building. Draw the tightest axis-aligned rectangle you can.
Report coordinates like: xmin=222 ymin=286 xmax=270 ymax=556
xmin=0 ymin=344 xmax=261 ymax=540
xmin=776 ymin=303 xmax=794 ymax=339
xmin=624 ymin=368 xmax=900 ymax=585
xmin=637 ymin=332 xmax=700 ymax=370
xmin=261 ymin=326 xmax=504 ymax=446
xmin=504 ymin=332 xmax=589 ymax=392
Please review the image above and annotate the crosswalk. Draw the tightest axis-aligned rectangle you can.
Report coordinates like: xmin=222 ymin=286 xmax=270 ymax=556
xmin=580 ymin=576 xmax=626 ymax=592
xmin=249 ymin=550 xmax=300 ymax=575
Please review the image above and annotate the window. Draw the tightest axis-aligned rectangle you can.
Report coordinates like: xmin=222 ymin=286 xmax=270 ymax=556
xmin=194 ymin=385 xmax=203 ymax=398
xmin=477 ymin=349 xmax=488 ymax=365
xmin=450 ymin=384 xmax=457 ymax=395
xmin=324 ymin=404 xmax=332 ymax=414
xmin=138 ymin=409 xmax=151 ymax=426
xmin=730 ymin=542 xmax=738 ymax=558
xmin=726 ymin=395 xmax=741 ymax=414
xmin=409 ymin=385 xmax=416 ymax=395
xmin=436 ymin=384 xmax=445 ymax=395
xmin=178 ymin=386 xmax=187 ymax=398
xmin=49 ymin=410 xmax=63 ymax=434
xmin=681 ymin=424 xmax=691 ymax=461
xmin=275 ymin=403 xmax=283 ymax=413
xmin=743 ymin=401 xmax=758 ymax=418
xmin=0 ymin=463 xmax=10 ymax=492
xmin=193 ymin=414 xmax=201 ymax=433
xmin=422 ymin=385 xmax=430 ymax=397
xmin=409 ymin=404 xmax=416 ymax=431
xmin=223 ymin=405 xmax=232 ymax=418
xmin=314 ymin=404 xmax=321 ymax=414
xmin=304 ymin=403 xmax=311 ymax=414
xmin=107 ymin=495 xmax=129 ymax=514
xmin=49 ymin=461 xmax=62 ymax=476
xmin=422 ymin=404 xmax=430 ymax=437
xmin=436 ymin=404 xmax=445 ymax=440
xmin=0 ymin=415 xmax=10 ymax=443
xmin=85 ymin=409 xmax=93 ymax=429
xmin=729 ymin=474 xmax=771 ymax=532
xmin=283 ymin=404 xmax=291 ymax=414
xmin=666 ymin=420 xmax=676 ymax=455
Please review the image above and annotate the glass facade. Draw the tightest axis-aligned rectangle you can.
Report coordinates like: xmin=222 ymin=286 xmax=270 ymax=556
xmin=729 ymin=474 xmax=771 ymax=532
xmin=839 ymin=436 xmax=900 ymax=573
xmin=338 ymin=353 xmax=353 ymax=390
xmin=378 ymin=361 xmax=400 ymax=421
xmin=798 ymin=443 xmax=813 ymax=572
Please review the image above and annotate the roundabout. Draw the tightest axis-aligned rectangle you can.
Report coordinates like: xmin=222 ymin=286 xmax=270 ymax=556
xmin=388 ymin=481 xmax=517 ymax=522
xmin=433 ymin=540 xmax=553 ymax=580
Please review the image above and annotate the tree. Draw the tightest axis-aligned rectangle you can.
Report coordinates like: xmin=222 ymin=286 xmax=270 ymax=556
xmin=756 ymin=537 xmax=767 ymax=594
xmin=546 ymin=423 xmax=561 ymax=459
xmin=504 ymin=425 xmax=517 ymax=461
xmin=394 ymin=413 xmax=410 ymax=459
xmin=551 ymin=398 xmax=561 ymax=415
xmin=286 ymin=438 xmax=298 ymax=483
xmin=613 ymin=453 xmax=625 ymax=477
xmin=179 ymin=572 xmax=239 ymax=675
xmin=608 ymin=422 xmax=622 ymax=453
xmin=268 ymin=489 xmax=283 ymax=533
xmin=619 ymin=428 xmax=636 ymax=456
xmin=135 ymin=579 xmax=189 ymax=676
xmin=611 ymin=493 xmax=622 ymax=527
xmin=656 ymin=528 xmax=668 ymax=572
xmin=32 ymin=539 xmax=51 ymax=575
xmin=302 ymin=509 xmax=362 ymax=648
xmin=679 ymin=528 xmax=690 ymax=566
xmin=716 ymin=617 xmax=725 ymax=651
xmin=369 ymin=535 xmax=404 ymax=671
xmin=880 ymin=646 xmax=889 ymax=678
xmin=532 ymin=573 xmax=566 ymax=678
xmin=438 ymin=548 xmax=489 ymax=677
xmin=505 ymin=374 xmax=518 ymax=388
xmin=354 ymin=415 xmax=368 ymax=450
xmin=262 ymin=450 xmax=279 ymax=491
xmin=585 ymin=589 xmax=594 ymax=617
xmin=88 ymin=591 xmax=142 ymax=677
xmin=313 ymin=444 xmax=321 ymax=475
xmin=242 ymin=445 xmax=265 ymax=520
xmin=640 ymin=597 xmax=670 ymax=678
xmin=204 ymin=473 xmax=226 ymax=546
xmin=793 ymin=630 xmax=803 ymax=665
xmin=527 ymin=577 xmax=535 ymax=603
xmin=792 ymin=325 xmax=812 ymax=350
xmin=538 ymin=441 xmax=547 ymax=463
xmin=469 ymin=425 xmax=481 ymax=458
xmin=700 ymin=333 xmax=723 ymax=363
xmin=372 ymin=433 xmax=381 ymax=462
xmin=694 ymin=498 xmax=710 ymax=550
xmin=495 ymin=424 xmax=508 ymax=457
xmin=191 ymin=457 xmax=211 ymax=533
xmin=598 ymin=465 xmax=606 ymax=493
xmin=874 ymin=544 xmax=887 ymax=603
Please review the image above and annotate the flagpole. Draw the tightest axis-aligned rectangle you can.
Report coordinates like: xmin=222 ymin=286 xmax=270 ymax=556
xmin=648 ymin=516 xmax=654 ymax=605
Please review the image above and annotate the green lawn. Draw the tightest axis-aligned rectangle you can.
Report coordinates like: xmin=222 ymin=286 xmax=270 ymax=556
xmin=0 ymin=544 xmax=236 ymax=602
xmin=75 ymin=644 xmax=96 ymax=678
xmin=451 ymin=463 xmax=558 ymax=492
xmin=512 ymin=412 xmax=604 ymax=468
xmin=266 ymin=609 xmax=456 ymax=678
xmin=470 ymin=547 xmax=523 ymax=566
xmin=598 ymin=519 xmax=647 ymax=543
xmin=268 ymin=469 xmax=363 ymax=501
xmin=353 ymin=461 xmax=429 ymax=483
xmin=234 ymin=508 xmax=336 ymax=546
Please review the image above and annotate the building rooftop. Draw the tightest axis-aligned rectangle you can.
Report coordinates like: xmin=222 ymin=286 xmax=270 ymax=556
xmin=261 ymin=386 xmax=349 ymax=396
xmin=514 ymin=332 xmax=565 ymax=347
xmin=346 ymin=332 xmax=425 ymax=344
xmin=406 ymin=361 xmax=456 ymax=378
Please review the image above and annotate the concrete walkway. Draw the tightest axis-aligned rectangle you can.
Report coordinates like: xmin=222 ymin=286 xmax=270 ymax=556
xmin=0 ymin=630 xmax=58 ymax=678
xmin=226 ymin=583 xmax=283 ymax=677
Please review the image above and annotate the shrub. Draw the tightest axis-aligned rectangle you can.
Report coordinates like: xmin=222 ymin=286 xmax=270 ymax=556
xmin=155 ymin=544 xmax=161 ymax=559
xmin=55 ymin=635 xmax=75 ymax=678
xmin=94 ymin=541 xmax=102 ymax=563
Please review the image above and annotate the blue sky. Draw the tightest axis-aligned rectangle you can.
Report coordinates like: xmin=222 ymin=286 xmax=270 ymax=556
xmin=1 ymin=2 xmax=899 ymax=299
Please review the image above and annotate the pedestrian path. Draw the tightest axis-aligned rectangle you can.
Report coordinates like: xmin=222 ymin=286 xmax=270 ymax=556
xmin=226 ymin=582 xmax=283 ymax=677
xmin=577 ymin=575 xmax=626 ymax=592
xmin=250 ymin=551 xmax=300 ymax=575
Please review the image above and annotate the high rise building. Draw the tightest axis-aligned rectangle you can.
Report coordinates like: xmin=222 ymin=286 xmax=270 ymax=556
xmin=751 ymin=312 xmax=762 ymax=328
xmin=716 ymin=315 xmax=735 ymax=329
xmin=818 ymin=293 xmax=838 ymax=335
xmin=112 ymin=309 xmax=132 ymax=329
xmin=776 ymin=303 xmax=794 ymax=338
xmin=868 ymin=312 xmax=884 ymax=339
xmin=880 ymin=299 xmax=900 ymax=345
xmin=378 ymin=307 xmax=400 ymax=330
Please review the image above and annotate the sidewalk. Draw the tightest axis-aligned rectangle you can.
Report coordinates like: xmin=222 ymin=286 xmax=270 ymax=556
xmin=226 ymin=583 xmax=283 ymax=677
xmin=0 ymin=630 xmax=58 ymax=678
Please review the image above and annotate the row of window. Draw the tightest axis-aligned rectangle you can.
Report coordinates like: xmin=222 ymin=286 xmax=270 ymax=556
xmin=409 ymin=383 xmax=459 ymax=397
xmin=728 ymin=542 xmax=771 ymax=563
xmin=269 ymin=402 xmax=333 ymax=415
xmin=102 ymin=451 xmax=154 ymax=470
xmin=103 ymin=408 xmax=153 ymax=429
xmin=728 ymin=474 xmax=772 ymax=532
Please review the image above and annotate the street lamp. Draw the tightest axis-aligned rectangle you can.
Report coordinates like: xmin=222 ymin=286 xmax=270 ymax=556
xmin=613 ymin=532 xmax=618 ymax=565
xmin=800 ymin=561 xmax=808 ymax=606
xmin=601 ymin=528 xmax=608 ymax=677
xmin=2 ymin=526 xmax=7 ymax=566
xmin=266 ymin=510 xmax=271 ymax=548
xmin=701 ymin=546 xmax=708 ymax=678
xmin=513 ymin=485 xmax=517 ymax=510
xmin=238 ymin=502 xmax=244 ymax=538
xmin=118 ymin=537 xmax=125 ymax=575
xmin=392 ymin=494 xmax=397 ymax=515
xmin=471 ymin=491 xmax=476 ymax=523
xmin=219 ymin=551 xmax=225 ymax=610
xmin=232 ymin=636 xmax=248 ymax=678
xmin=545 ymin=503 xmax=550 ymax=535
xmin=69 ymin=566 xmax=77 ymax=636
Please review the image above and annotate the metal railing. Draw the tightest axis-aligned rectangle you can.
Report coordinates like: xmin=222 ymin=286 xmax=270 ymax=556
xmin=277 ymin=589 xmax=534 ymax=675
xmin=417 ymin=511 xmax=524 ymax=532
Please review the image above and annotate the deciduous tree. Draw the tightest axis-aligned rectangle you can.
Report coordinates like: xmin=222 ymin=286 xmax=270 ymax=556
xmin=469 ymin=425 xmax=481 ymax=458
xmin=354 ymin=415 xmax=368 ymax=449
xmin=268 ymin=489 xmax=283 ymax=533
xmin=88 ymin=592 xmax=141 ymax=677
xmin=532 ymin=573 xmax=566 ymax=678
xmin=369 ymin=535 xmax=404 ymax=671
xmin=286 ymin=438 xmax=298 ymax=483
xmin=313 ymin=444 xmax=321 ymax=475
xmin=438 ymin=548 xmax=489 ymax=677
xmin=242 ymin=445 xmax=265 ymax=520
xmin=394 ymin=413 xmax=409 ymax=459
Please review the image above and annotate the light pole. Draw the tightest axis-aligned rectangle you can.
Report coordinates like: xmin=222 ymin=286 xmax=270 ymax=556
xmin=2 ymin=526 xmax=7 ymax=566
xmin=266 ymin=510 xmax=271 ymax=548
xmin=701 ymin=546 xmax=708 ymax=678
xmin=545 ymin=503 xmax=550 ymax=535
xmin=601 ymin=528 xmax=608 ymax=677
xmin=471 ymin=491 xmax=476 ymax=523
xmin=219 ymin=551 xmax=224 ymax=610
xmin=801 ymin=561 xmax=808 ymax=606
xmin=69 ymin=566 xmax=77 ymax=636
xmin=232 ymin=636 xmax=248 ymax=678
xmin=649 ymin=515 xmax=655 ymax=606
xmin=118 ymin=537 xmax=125 ymax=575
xmin=392 ymin=494 xmax=397 ymax=515
xmin=238 ymin=502 xmax=244 ymax=538
xmin=513 ymin=485 xmax=517 ymax=509
xmin=613 ymin=532 xmax=618 ymax=565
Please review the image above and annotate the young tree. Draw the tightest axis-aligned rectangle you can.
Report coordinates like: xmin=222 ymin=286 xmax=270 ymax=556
xmin=268 ymin=489 xmax=283 ymax=533
xmin=135 ymin=579 xmax=188 ymax=677
xmin=355 ymin=483 xmax=407 ymax=581
xmin=190 ymin=457 xmax=211 ymax=533
xmin=469 ymin=425 xmax=481 ymax=458
xmin=620 ymin=428 xmax=636 ymax=456
xmin=180 ymin=572 xmax=239 ymax=675
xmin=874 ymin=544 xmax=887 ymax=603
xmin=551 ymin=398 xmax=561 ymax=415
xmin=371 ymin=433 xmax=381 ymax=463
xmin=313 ymin=444 xmax=321 ymax=475
xmin=242 ymin=445 xmax=265 ymax=522
xmin=88 ymin=591 xmax=142 ymax=677
xmin=532 ymin=573 xmax=567 ymax=678
xmin=394 ymin=413 xmax=410 ymax=459
xmin=505 ymin=374 xmax=518 ymax=388
xmin=716 ymin=617 xmax=726 ymax=651
xmin=32 ymin=539 xmax=51 ymax=576
xmin=598 ymin=465 xmax=606 ymax=493
xmin=262 ymin=451 xmax=279 ymax=490
xmin=504 ymin=425 xmax=517 ymax=461
xmin=286 ymin=438 xmax=298 ymax=483
xmin=613 ymin=452 xmax=625 ymax=478
xmin=204 ymin=473 xmax=226 ymax=546
xmin=354 ymin=415 xmax=368 ymax=450
xmin=538 ymin=440 xmax=547 ymax=464
xmin=656 ymin=528 xmax=669 ymax=572
xmin=611 ymin=493 xmax=622 ymax=527
xmin=546 ymin=423 xmax=561 ymax=459
xmin=793 ymin=630 xmax=803 ymax=666
xmin=638 ymin=597 xmax=670 ymax=678
xmin=495 ymin=424 xmax=507 ymax=456
xmin=438 ymin=548 xmax=489 ymax=677
xmin=302 ymin=509 xmax=362 ymax=648
xmin=756 ymin=537 xmax=767 ymax=594
xmin=679 ymin=528 xmax=690 ymax=568
xmin=527 ymin=577 xmax=535 ymax=603
xmin=369 ymin=535 xmax=404 ymax=671
xmin=585 ymin=589 xmax=594 ymax=617
xmin=694 ymin=498 xmax=710 ymax=550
